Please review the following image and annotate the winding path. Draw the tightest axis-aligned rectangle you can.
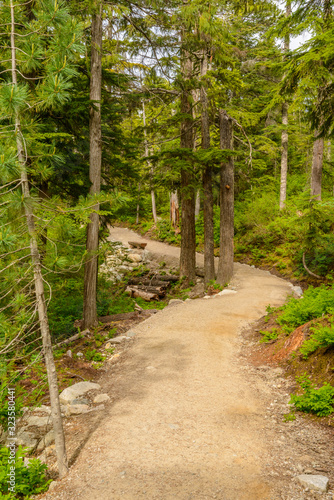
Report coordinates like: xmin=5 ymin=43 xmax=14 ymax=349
xmin=44 ymin=228 xmax=296 ymax=499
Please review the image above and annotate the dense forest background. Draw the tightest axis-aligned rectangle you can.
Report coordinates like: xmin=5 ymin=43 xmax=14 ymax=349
xmin=1 ymin=0 xmax=334 ymax=479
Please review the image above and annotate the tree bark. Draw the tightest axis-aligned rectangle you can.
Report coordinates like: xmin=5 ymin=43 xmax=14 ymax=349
xmin=83 ymin=1 xmax=103 ymax=329
xmin=10 ymin=0 xmax=68 ymax=478
xmin=142 ymin=101 xmax=157 ymax=224
xmin=195 ymin=190 xmax=201 ymax=220
xmin=201 ymin=46 xmax=215 ymax=284
xmin=217 ymin=110 xmax=234 ymax=285
xmin=311 ymin=134 xmax=324 ymax=200
xmin=279 ymin=1 xmax=291 ymax=210
xmin=170 ymin=191 xmax=179 ymax=227
xmin=179 ymin=31 xmax=196 ymax=282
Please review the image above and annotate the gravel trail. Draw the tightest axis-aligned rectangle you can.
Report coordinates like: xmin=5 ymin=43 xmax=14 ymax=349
xmin=43 ymin=228 xmax=333 ymax=500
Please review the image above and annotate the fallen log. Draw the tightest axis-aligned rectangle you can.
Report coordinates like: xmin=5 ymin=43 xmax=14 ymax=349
xmin=125 ymin=286 xmax=158 ymax=301
xmin=135 ymin=285 xmax=167 ymax=296
xmin=127 ymin=278 xmax=169 ymax=287
xmin=149 ymin=274 xmax=179 ymax=282
xmin=128 ymin=241 xmax=147 ymax=249
xmin=53 ymin=329 xmax=90 ymax=349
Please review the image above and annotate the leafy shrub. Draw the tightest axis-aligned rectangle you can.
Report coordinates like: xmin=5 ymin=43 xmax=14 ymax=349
xmin=290 ymin=374 xmax=334 ymax=417
xmin=259 ymin=328 xmax=279 ymax=343
xmin=278 ymin=285 xmax=334 ymax=328
xmin=0 ymin=446 xmax=51 ymax=498
xmin=85 ymin=349 xmax=104 ymax=362
xmin=299 ymin=319 xmax=334 ymax=358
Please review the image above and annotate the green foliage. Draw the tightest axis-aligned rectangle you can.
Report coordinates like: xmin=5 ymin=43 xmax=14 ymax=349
xmin=0 ymin=446 xmax=51 ymax=499
xmin=283 ymin=411 xmax=296 ymax=422
xmin=299 ymin=318 xmax=334 ymax=358
xmin=85 ymin=349 xmax=104 ymax=362
xmin=290 ymin=374 xmax=334 ymax=417
xmin=259 ymin=328 xmax=279 ymax=343
xmin=278 ymin=285 xmax=334 ymax=328
xmin=206 ymin=280 xmax=223 ymax=292
xmin=108 ymin=328 xmax=117 ymax=339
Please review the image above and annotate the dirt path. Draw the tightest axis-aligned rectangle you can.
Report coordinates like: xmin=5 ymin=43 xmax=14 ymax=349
xmin=43 ymin=229 xmax=333 ymax=499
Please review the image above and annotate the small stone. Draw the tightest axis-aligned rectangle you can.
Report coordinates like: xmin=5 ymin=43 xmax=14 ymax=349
xmin=66 ymin=349 xmax=72 ymax=358
xmin=168 ymin=299 xmax=183 ymax=306
xmin=59 ymin=381 xmax=101 ymax=405
xmin=105 ymin=342 xmax=111 ymax=349
xmin=76 ymin=352 xmax=83 ymax=358
xmin=128 ymin=253 xmax=142 ymax=263
xmin=296 ymin=474 xmax=329 ymax=493
xmin=93 ymin=394 xmax=110 ymax=404
xmin=66 ymin=404 xmax=90 ymax=415
xmin=216 ymin=289 xmax=237 ymax=296
xmin=108 ymin=336 xmax=127 ymax=344
xmin=71 ymin=398 xmax=90 ymax=405
xmin=126 ymin=331 xmax=136 ymax=338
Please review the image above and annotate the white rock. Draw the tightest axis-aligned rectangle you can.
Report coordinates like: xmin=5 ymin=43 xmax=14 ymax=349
xmin=66 ymin=404 xmax=90 ymax=415
xmin=128 ymin=253 xmax=142 ymax=263
xmin=76 ymin=352 xmax=83 ymax=358
xmin=108 ymin=336 xmax=128 ymax=344
xmin=15 ymin=430 xmax=38 ymax=450
xmin=216 ymin=289 xmax=238 ymax=296
xmin=37 ymin=430 xmax=55 ymax=452
xmin=296 ymin=474 xmax=329 ymax=493
xmin=33 ymin=405 xmax=51 ymax=415
xmin=59 ymin=381 xmax=101 ymax=405
xmin=66 ymin=350 xmax=72 ymax=358
xmin=168 ymin=299 xmax=183 ymax=306
xmin=24 ymin=415 xmax=52 ymax=431
xmin=93 ymin=394 xmax=110 ymax=404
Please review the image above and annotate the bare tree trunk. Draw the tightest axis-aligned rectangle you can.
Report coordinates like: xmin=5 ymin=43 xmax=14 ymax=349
xmin=311 ymin=134 xmax=324 ymax=200
xmin=10 ymin=0 xmax=68 ymax=478
xmin=83 ymin=1 xmax=103 ymax=329
xmin=217 ymin=110 xmax=234 ymax=285
xmin=170 ymin=191 xmax=179 ymax=228
xmin=279 ymin=101 xmax=289 ymax=209
xmin=136 ymin=183 xmax=141 ymax=224
xmin=142 ymin=102 xmax=157 ymax=224
xmin=279 ymin=1 xmax=291 ymax=210
xmin=201 ymin=46 xmax=215 ymax=284
xmin=180 ymin=28 xmax=196 ymax=282
xmin=195 ymin=190 xmax=201 ymax=220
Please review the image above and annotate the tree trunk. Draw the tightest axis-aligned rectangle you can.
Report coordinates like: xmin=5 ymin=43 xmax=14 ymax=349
xmin=10 ymin=0 xmax=68 ymax=478
xmin=136 ymin=183 xmax=141 ymax=224
xmin=170 ymin=191 xmax=179 ymax=228
xmin=195 ymin=190 xmax=201 ymax=220
xmin=201 ymin=46 xmax=215 ymax=284
xmin=217 ymin=110 xmax=234 ymax=285
xmin=279 ymin=1 xmax=291 ymax=210
xmin=179 ymin=30 xmax=196 ymax=282
xmin=279 ymin=101 xmax=289 ymax=210
xmin=142 ymin=102 xmax=157 ymax=224
xmin=311 ymin=134 xmax=324 ymax=200
xmin=83 ymin=1 xmax=103 ymax=329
